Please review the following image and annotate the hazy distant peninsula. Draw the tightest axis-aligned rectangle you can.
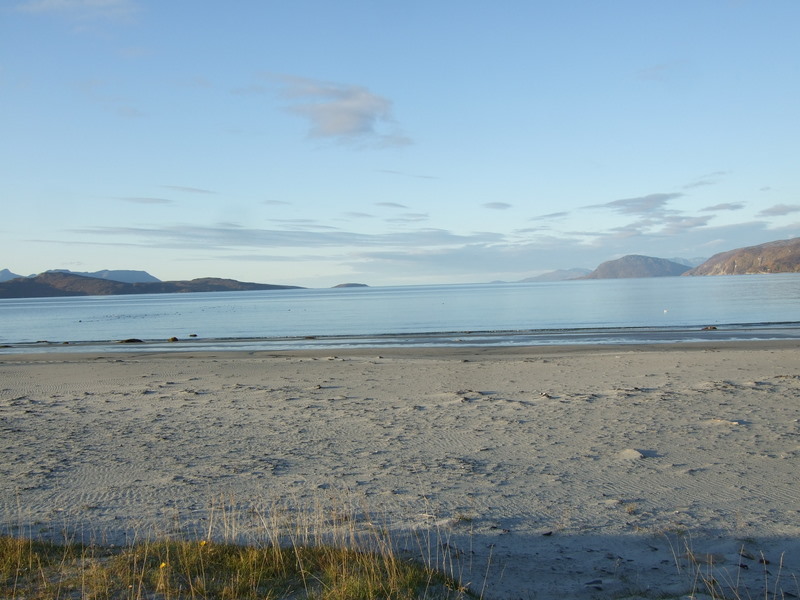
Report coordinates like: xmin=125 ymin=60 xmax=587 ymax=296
xmin=581 ymin=255 xmax=691 ymax=279
xmin=684 ymin=237 xmax=800 ymax=275
xmin=520 ymin=268 xmax=592 ymax=282
xmin=0 ymin=271 xmax=302 ymax=299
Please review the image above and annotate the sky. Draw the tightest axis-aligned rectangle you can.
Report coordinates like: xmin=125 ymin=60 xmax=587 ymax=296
xmin=2 ymin=0 xmax=799 ymax=288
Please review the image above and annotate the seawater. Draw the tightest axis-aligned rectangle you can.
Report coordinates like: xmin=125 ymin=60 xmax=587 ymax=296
xmin=1 ymin=275 xmax=799 ymax=352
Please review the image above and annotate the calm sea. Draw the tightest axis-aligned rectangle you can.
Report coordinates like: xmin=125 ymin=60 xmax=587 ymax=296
xmin=1 ymin=275 xmax=799 ymax=353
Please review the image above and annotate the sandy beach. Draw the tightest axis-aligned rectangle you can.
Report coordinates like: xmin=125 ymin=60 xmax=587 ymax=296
xmin=2 ymin=341 xmax=799 ymax=599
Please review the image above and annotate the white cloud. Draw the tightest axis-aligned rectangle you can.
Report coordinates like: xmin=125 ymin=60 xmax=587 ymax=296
xmin=274 ymin=75 xmax=412 ymax=148
xmin=483 ymin=202 xmax=512 ymax=210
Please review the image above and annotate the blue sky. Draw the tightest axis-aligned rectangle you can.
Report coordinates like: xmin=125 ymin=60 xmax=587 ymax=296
xmin=2 ymin=0 xmax=799 ymax=287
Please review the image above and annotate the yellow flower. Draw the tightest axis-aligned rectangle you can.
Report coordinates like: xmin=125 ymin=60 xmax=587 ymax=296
xmin=199 ymin=540 xmax=207 ymax=546
xmin=159 ymin=562 xmax=167 ymax=569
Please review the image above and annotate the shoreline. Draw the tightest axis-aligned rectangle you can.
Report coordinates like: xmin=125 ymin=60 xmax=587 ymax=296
xmin=3 ymin=321 xmax=800 ymax=355
xmin=2 ymin=341 xmax=799 ymax=598
xmin=2 ymin=337 xmax=799 ymax=361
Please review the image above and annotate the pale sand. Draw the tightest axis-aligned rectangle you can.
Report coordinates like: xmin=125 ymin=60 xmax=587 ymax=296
xmin=1 ymin=341 xmax=799 ymax=598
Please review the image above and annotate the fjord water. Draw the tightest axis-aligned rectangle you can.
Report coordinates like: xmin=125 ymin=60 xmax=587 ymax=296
xmin=1 ymin=275 xmax=799 ymax=351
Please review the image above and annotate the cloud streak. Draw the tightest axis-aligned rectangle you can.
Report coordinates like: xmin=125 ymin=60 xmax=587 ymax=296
xmin=16 ymin=0 xmax=139 ymax=22
xmin=71 ymin=224 xmax=501 ymax=251
xmin=161 ymin=185 xmax=216 ymax=194
xmin=49 ymin=211 xmax=797 ymax=285
xmin=757 ymin=204 xmax=800 ymax=217
xmin=702 ymin=202 xmax=744 ymax=211
xmin=586 ymin=193 xmax=683 ymax=216
xmin=118 ymin=197 xmax=172 ymax=204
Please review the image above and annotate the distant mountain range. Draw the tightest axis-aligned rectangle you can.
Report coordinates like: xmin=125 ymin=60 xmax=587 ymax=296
xmin=684 ymin=237 xmax=800 ymax=275
xmin=0 ymin=271 xmax=301 ymax=299
xmin=0 ymin=268 xmax=159 ymax=283
xmin=51 ymin=269 xmax=161 ymax=283
xmin=3 ymin=237 xmax=798 ymax=297
xmin=535 ymin=237 xmax=799 ymax=280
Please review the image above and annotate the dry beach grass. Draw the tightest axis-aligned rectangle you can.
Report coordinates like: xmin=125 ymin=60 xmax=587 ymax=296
xmin=0 ymin=499 xmax=470 ymax=600
xmin=1 ymin=341 xmax=799 ymax=598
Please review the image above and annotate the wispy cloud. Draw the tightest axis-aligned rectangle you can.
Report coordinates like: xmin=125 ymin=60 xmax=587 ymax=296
xmin=16 ymin=0 xmax=140 ymax=22
xmin=53 ymin=215 xmax=795 ymax=284
xmin=534 ymin=211 xmax=569 ymax=220
xmin=267 ymin=219 xmax=338 ymax=231
xmin=377 ymin=169 xmax=436 ymax=179
xmin=683 ymin=173 xmax=726 ymax=189
xmin=118 ymin=197 xmax=172 ymax=204
xmin=71 ymin=223 xmax=498 ymax=251
xmin=580 ymin=191 xmax=719 ymax=241
xmin=386 ymin=213 xmax=428 ymax=223
xmin=702 ymin=202 xmax=744 ymax=211
xmin=161 ymin=185 xmax=216 ymax=194
xmin=273 ymin=75 xmax=412 ymax=148
xmin=659 ymin=215 xmax=712 ymax=235
xmin=586 ymin=193 xmax=683 ymax=216
xmin=375 ymin=202 xmax=408 ymax=209
xmin=757 ymin=204 xmax=800 ymax=217
xmin=482 ymin=202 xmax=512 ymax=210
xmin=514 ymin=226 xmax=552 ymax=234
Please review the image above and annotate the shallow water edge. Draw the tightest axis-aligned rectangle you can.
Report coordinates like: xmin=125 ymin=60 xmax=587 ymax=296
xmin=3 ymin=322 xmax=800 ymax=355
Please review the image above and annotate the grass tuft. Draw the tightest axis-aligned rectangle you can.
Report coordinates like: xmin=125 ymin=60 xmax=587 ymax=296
xmin=0 ymin=500 xmax=473 ymax=600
